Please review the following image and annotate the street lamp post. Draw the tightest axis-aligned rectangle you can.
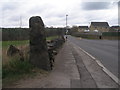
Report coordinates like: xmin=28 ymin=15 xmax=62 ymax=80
xmin=66 ymin=14 xmax=68 ymax=35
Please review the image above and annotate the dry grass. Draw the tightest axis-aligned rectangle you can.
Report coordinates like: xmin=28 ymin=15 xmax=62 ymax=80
xmin=2 ymin=40 xmax=29 ymax=65
xmin=2 ymin=48 xmax=9 ymax=65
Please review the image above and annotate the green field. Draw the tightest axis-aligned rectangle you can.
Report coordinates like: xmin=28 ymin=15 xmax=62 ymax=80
xmin=46 ymin=36 xmax=58 ymax=40
xmin=2 ymin=40 xmax=29 ymax=48
xmin=2 ymin=36 xmax=58 ymax=48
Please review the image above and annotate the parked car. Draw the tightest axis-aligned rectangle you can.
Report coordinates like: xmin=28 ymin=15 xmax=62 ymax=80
xmin=84 ymin=29 xmax=90 ymax=33
xmin=94 ymin=30 xmax=99 ymax=32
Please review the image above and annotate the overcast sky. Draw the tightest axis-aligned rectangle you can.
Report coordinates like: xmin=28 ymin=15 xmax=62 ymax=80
xmin=0 ymin=0 xmax=119 ymax=28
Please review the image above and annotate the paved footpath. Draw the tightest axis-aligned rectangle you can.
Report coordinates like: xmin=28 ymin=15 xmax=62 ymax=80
xmin=8 ymin=41 xmax=119 ymax=88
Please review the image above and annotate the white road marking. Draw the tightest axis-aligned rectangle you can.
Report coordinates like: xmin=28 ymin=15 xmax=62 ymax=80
xmin=103 ymin=67 xmax=119 ymax=85
xmin=70 ymin=42 xmax=120 ymax=85
xmin=95 ymin=59 xmax=104 ymax=68
xmin=80 ymin=48 xmax=96 ymax=60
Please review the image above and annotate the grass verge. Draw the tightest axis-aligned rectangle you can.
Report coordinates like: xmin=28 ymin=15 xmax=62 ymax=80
xmin=2 ymin=57 xmax=48 ymax=87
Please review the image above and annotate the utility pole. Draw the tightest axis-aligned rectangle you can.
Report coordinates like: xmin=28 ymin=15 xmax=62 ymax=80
xmin=20 ymin=16 xmax=22 ymax=28
xmin=19 ymin=16 xmax=22 ymax=49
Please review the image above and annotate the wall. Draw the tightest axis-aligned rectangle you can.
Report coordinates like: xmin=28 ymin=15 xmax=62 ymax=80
xmin=89 ymin=26 xmax=109 ymax=32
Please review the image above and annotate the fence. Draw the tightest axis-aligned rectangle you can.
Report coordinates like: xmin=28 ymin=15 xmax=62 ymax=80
xmin=2 ymin=28 xmax=29 ymax=41
xmin=71 ymin=32 xmax=120 ymax=39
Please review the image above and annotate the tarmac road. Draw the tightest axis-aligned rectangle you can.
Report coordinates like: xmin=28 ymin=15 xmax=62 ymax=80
xmin=67 ymin=35 xmax=118 ymax=77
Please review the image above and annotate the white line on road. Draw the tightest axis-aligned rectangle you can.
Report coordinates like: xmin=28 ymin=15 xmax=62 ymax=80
xmin=103 ymin=67 xmax=119 ymax=85
xmin=79 ymin=48 xmax=96 ymax=60
xmin=70 ymin=42 xmax=120 ymax=86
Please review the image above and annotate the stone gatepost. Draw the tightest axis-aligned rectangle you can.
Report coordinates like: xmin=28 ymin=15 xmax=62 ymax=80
xmin=29 ymin=16 xmax=51 ymax=70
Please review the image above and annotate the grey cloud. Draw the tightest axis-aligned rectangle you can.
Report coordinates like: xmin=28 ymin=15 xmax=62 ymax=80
xmin=2 ymin=2 xmax=20 ymax=11
xmin=0 ymin=0 xmax=118 ymax=27
xmin=82 ymin=2 xmax=111 ymax=10
xmin=28 ymin=6 xmax=46 ymax=14
xmin=109 ymin=18 xmax=118 ymax=26
xmin=28 ymin=3 xmax=55 ymax=14
xmin=8 ymin=16 xmax=20 ymax=22
xmin=56 ymin=14 xmax=65 ymax=18
xmin=7 ymin=14 xmax=27 ymax=24
xmin=118 ymin=1 xmax=120 ymax=8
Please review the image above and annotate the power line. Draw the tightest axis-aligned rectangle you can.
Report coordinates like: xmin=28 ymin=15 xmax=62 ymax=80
xmin=20 ymin=16 xmax=22 ymax=28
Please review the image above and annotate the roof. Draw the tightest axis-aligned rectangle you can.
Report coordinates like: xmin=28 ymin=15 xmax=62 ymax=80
xmin=90 ymin=22 xmax=109 ymax=27
xmin=111 ymin=26 xmax=120 ymax=28
xmin=79 ymin=26 xmax=88 ymax=28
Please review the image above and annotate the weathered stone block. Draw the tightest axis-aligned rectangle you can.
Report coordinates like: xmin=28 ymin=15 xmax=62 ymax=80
xmin=29 ymin=16 xmax=51 ymax=70
xmin=7 ymin=45 xmax=24 ymax=61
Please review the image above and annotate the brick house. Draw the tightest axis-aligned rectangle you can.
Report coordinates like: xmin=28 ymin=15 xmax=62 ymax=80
xmin=109 ymin=26 xmax=120 ymax=32
xmin=89 ymin=22 xmax=110 ymax=32
xmin=78 ymin=26 xmax=89 ymax=32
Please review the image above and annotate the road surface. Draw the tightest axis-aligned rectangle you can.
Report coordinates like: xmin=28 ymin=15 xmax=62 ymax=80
xmin=67 ymin=35 xmax=118 ymax=77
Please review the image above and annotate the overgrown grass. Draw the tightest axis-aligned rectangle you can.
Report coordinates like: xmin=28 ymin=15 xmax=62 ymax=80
xmin=3 ymin=57 xmax=48 ymax=87
xmin=3 ymin=60 xmax=33 ymax=78
xmin=2 ymin=36 xmax=58 ymax=86
xmin=2 ymin=55 xmax=47 ymax=87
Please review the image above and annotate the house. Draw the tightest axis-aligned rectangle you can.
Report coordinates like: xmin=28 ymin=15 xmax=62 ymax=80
xmin=78 ymin=26 xmax=89 ymax=32
xmin=109 ymin=26 xmax=120 ymax=32
xmin=89 ymin=22 xmax=109 ymax=32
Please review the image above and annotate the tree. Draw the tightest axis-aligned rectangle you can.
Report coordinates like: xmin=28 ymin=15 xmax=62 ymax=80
xmin=70 ymin=25 xmax=78 ymax=35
